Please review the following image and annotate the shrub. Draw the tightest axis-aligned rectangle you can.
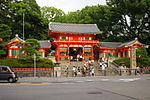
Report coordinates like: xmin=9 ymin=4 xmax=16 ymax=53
xmin=0 ymin=58 xmax=54 ymax=68
xmin=137 ymin=57 xmax=150 ymax=67
xmin=113 ymin=58 xmax=130 ymax=67
xmin=0 ymin=58 xmax=21 ymax=68
xmin=114 ymin=57 xmax=150 ymax=68
xmin=36 ymin=58 xmax=54 ymax=68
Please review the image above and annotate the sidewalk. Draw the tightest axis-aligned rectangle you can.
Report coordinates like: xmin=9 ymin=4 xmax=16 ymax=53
xmin=18 ymin=74 xmax=150 ymax=83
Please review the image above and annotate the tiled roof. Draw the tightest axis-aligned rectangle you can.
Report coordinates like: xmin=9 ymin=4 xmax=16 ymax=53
xmin=49 ymin=22 xmax=101 ymax=33
xmin=38 ymin=40 xmax=51 ymax=48
xmin=97 ymin=38 xmax=148 ymax=48
xmin=97 ymin=42 xmax=122 ymax=48
xmin=7 ymin=34 xmax=25 ymax=44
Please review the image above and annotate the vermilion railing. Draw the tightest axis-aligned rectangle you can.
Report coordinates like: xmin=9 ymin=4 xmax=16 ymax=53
xmin=54 ymin=40 xmax=99 ymax=43
xmin=12 ymin=68 xmax=54 ymax=71
xmin=143 ymin=67 xmax=150 ymax=69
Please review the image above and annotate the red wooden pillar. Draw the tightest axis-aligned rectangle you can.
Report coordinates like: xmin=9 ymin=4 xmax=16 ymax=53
xmin=91 ymin=45 xmax=94 ymax=60
xmin=58 ymin=45 xmax=60 ymax=62
xmin=82 ymin=44 xmax=85 ymax=62
xmin=8 ymin=48 xmax=11 ymax=58
xmin=67 ymin=45 xmax=70 ymax=61
xmin=55 ymin=45 xmax=60 ymax=62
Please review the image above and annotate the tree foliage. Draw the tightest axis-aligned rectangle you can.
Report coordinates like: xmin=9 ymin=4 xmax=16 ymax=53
xmin=0 ymin=58 xmax=54 ymax=68
xmin=9 ymin=0 xmax=46 ymax=40
xmin=114 ymin=47 xmax=150 ymax=67
xmin=0 ymin=41 xmax=7 ymax=57
xmin=0 ymin=24 xmax=12 ymax=41
xmin=113 ymin=58 xmax=130 ymax=67
xmin=107 ymin=0 xmax=150 ymax=42
xmin=136 ymin=47 xmax=150 ymax=67
xmin=23 ymin=39 xmax=40 ymax=58
xmin=41 ymin=6 xmax=65 ymax=22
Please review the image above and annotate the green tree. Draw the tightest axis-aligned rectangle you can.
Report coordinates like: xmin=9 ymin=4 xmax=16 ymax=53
xmin=0 ymin=0 xmax=14 ymax=41
xmin=0 ymin=0 xmax=13 ymax=24
xmin=107 ymin=0 xmax=150 ymax=42
xmin=9 ymin=0 xmax=46 ymax=40
xmin=0 ymin=24 xmax=12 ymax=41
xmin=0 ymin=41 xmax=7 ymax=57
xmin=136 ymin=47 xmax=150 ymax=67
xmin=41 ymin=6 xmax=65 ymax=22
xmin=23 ymin=39 xmax=40 ymax=58
xmin=62 ymin=10 xmax=81 ymax=23
xmin=40 ymin=6 xmax=65 ymax=40
xmin=62 ymin=5 xmax=112 ymax=41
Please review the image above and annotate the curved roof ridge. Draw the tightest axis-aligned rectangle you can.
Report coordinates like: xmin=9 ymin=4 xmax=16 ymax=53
xmin=119 ymin=38 xmax=140 ymax=47
xmin=49 ymin=22 xmax=97 ymax=26
xmin=7 ymin=34 xmax=25 ymax=44
xmin=49 ymin=22 xmax=101 ymax=33
xmin=97 ymin=38 xmax=148 ymax=49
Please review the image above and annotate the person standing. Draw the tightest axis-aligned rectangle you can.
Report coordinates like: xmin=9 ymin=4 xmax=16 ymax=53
xmin=65 ymin=66 xmax=69 ymax=77
xmin=72 ymin=66 xmax=77 ymax=77
xmin=82 ymin=64 xmax=86 ymax=77
xmin=91 ymin=67 xmax=95 ymax=76
xmin=88 ymin=59 xmax=93 ymax=67
xmin=77 ymin=54 xmax=80 ymax=61
xmin=102 ymin=63 xmax=106 ymax=76
xmin=119 ymin=65 xmax=124 ymax=76
xmin=77 ymin=67 xmax=81 ymax=75
xmin=79 ymin=55 xmax=82 ymax=61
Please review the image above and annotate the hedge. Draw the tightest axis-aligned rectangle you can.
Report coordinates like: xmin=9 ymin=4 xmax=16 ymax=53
xmin=0 ymin=58 xmax=54 ymax=68
xmin=113 ymin=57 xmax=150 ymax=68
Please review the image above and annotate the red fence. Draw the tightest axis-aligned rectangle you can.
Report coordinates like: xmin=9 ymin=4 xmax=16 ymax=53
xmin=143 ymin=67 xmax=150 ymax=69
xmin=12 ymin=68 xmax=54 ymax=71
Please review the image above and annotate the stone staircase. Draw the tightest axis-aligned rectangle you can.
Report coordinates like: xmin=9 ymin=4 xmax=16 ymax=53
xmin=59 ymin=61 xmax=85 ymax=77
xmin=93 ymin=59 xmax=120 ymax=76
xmin=59 ymin=61 xmax=104 ymax=77
xmin=58 ymin=59 xmax=120 ymax=77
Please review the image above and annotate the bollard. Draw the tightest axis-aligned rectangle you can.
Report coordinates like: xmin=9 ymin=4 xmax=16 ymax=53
xmin=66 ymin=71 xmax=68 ymax=77
xmin=72 ymin=71 xmax=74 ymax=77
xmin=119 ymin=69 xmax=122 ymax=76
xmin=55 ymin=71 xmax=57 ymax=77
xmin=50 ymin=71 xmax=51 ymax=77
xmin=135 ymin=69 xmax=137 ymax=75
xmin=129 ymin=69 xmax=131 ymax=75
xmin=104 ymin=70 xmax=106 ymax=76
xmin=37 ymin=72 xmax=40 ymax=78
xmin=102 ymin=70 xmax=106 ymax=76
xmin=53 ymin=70 xmax=54 ymax=77
xmin=88 ymin=70 xmax=90 ymax=77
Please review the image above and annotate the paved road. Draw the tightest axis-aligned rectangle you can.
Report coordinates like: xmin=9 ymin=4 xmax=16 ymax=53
xmin=0 ymin=75 xmax=150 ymax=100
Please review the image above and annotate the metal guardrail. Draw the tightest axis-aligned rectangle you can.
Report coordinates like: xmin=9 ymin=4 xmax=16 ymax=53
xmin=15 ymin=68 xmax=150 ymax=78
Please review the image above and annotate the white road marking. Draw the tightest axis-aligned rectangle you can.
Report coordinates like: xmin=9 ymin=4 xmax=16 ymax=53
xmin=119 ymin=78 xmax=140 ymax=82
xmin=101 ymin=79 xmax=109 ymax=81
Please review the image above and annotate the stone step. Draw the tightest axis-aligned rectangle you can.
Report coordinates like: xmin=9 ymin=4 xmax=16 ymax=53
xmin=59 ymin=60 xmax=120 ymax=77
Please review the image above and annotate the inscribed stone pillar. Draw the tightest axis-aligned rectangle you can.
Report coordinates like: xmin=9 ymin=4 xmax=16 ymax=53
xmin=130 ymin=46 xmax=136 ymax=69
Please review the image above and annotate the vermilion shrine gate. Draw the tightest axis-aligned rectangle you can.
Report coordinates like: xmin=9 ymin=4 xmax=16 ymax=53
xmin=48 ymin=22 xmax=148 ymax=62
xmin=48 ymin=22 xmax=101 ymax=62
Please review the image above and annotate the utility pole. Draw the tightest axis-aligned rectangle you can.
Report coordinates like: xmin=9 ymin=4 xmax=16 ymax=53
xmin=34 ymin=53 xmax=36 ymax=77
xmin=23 ymin=12 xmax=25 ymax=40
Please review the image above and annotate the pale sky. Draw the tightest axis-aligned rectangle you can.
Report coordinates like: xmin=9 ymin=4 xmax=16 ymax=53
xmin=36 ymin=0 xmax=106 ymax=13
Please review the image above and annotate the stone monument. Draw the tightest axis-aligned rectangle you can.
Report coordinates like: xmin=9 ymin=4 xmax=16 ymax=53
xmin=130 ymin=46 xmax=136 ymax=69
